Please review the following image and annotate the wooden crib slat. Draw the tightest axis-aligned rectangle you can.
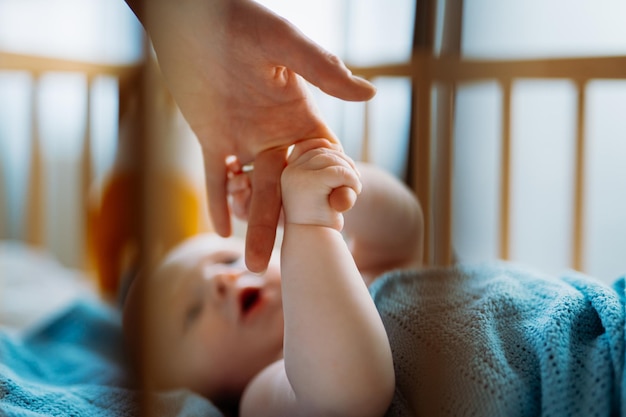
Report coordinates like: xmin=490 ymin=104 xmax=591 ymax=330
xmin=413 ymin=75 xmax=432 ymax=264
xmin=410 ymin=0 xmax=436 ymax=265
xmin=349 ymin=55 xmax=626 ymax=85
xmin=80 ymin=76 xmax=94 ymax=270
xmin=572 ymin=81 xmax=587 ymax=271
xmin=499 ymin=79 xmax=512 ymax=260
xmin=432 ymin=55 xmax=626 ymax=82
xmin=25 ymin=76 xmax=44 ymax=247
xmin=432 ymin=0 xmax=462 ymax=266
xmin=0 ymin=52 xmax=138 ymax=79
xmin=433 ymin=84 xmax=454 ymax=266
xmin=81 ymin=77 xmax=93 ymax=201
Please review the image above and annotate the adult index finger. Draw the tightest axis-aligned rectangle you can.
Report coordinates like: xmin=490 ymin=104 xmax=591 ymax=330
xmin=245 ymin=147 xmax=288 ymax=273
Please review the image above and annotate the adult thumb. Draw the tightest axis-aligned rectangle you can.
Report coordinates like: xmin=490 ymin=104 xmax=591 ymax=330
xmin=270 ymin=19 xmax=376 ymax=102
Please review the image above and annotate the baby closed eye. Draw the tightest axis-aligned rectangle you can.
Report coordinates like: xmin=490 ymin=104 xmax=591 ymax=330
xmin=184 ymin=300 xmax=204 ymax=331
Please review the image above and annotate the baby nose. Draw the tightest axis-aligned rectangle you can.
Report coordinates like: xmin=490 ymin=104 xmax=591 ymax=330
xmin=212 ymin=269 xmax=242 ymax=300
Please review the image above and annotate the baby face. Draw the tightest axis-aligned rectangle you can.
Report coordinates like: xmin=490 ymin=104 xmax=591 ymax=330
xmin=143 ymin=234 xmax=284 ymax=403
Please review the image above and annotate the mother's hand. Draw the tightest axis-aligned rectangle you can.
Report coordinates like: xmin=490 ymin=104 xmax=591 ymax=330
xmin=136 ymin=0 xmax=375 ymax=272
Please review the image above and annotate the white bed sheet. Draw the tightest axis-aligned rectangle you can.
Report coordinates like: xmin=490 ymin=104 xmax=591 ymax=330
xmin=0 ymin=240 xmax=98 ymax=334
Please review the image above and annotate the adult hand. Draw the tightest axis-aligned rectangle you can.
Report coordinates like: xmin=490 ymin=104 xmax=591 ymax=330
xmin=134 ymin=0 xmax=376 ymax=272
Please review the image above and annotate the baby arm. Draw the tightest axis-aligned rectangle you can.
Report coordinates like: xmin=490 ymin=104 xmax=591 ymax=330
xmin=240 ymin=139 xmax=395 ymax=417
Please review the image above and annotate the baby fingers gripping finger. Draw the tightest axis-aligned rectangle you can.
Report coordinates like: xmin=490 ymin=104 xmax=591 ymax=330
xmin=318 ymin=163 xmax=362 ymax=194
xmin=287 ymin=138 xmax=340 ymax=165
xmin=329 ymin=187 xmax=357 ymax=213
xmin=230 ymin=185 xmax=252 ymax=221
xmin=281 ymin=159 xmax=361 ymax=229
xmin=321 ymin=164 xmax=361 ymax=213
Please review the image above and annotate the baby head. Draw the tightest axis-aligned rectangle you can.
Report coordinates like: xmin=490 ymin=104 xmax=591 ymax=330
xmin=123 ymin=233 xmax=284 ymax=408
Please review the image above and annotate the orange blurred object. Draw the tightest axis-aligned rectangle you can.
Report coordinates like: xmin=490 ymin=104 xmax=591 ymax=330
xmin=87 ymin=168 xmax=211 ymax=299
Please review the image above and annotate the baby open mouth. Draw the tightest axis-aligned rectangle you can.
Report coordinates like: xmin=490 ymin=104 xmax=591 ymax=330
xmin=239 ymin=287 xmax=261 ymax=317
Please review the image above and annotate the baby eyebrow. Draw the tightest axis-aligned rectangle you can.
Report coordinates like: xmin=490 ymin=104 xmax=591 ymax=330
xmin=222 ymin=254 xmax=243 ymax=265
xmin=211 ymin=249 xmax=243 ymax=266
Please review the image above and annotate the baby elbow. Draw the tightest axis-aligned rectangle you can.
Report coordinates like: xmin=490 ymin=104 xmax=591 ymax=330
xmin=362 ymin=369 xmax=395 ymax=417
xmin=350 ymin=345 xmax=396 ymax=417
xmin=328 ymin=368 xmax=395 ymax=417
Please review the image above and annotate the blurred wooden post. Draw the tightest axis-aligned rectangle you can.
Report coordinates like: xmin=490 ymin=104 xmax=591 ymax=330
xmin=25 ymin=75 xmax=44 ymax=247
xmin=499 ymin=79 xmax=512 ymax=260
xmin=81 ymin=76 xmax=94 ymax=270
xmin=413 ymin=71 xmax=432 ymax=264
xmin=410 ymin=0 xmax=437 ymax=265
xmin=432 ymin=84 xmax=455 ymax=266
xmin=572 ymin=80 xmax=588 ymax=271
xmin=432 ymin=0 xmax=463 ymax=266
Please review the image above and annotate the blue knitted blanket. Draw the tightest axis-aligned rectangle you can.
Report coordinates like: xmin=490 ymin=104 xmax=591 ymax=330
xmin=371 ymin=262 xmax=625 ymax=416
xmin=1 ymin=262 xmax=624 ymax=416
xmin=0 ymin=300 xmax=222 ymax=417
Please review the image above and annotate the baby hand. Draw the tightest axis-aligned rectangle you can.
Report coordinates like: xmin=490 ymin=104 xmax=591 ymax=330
xmin=281 ymin=139 xmax=362 ymax=231
xmin=226 ymin=157 xmax=253 ymax=222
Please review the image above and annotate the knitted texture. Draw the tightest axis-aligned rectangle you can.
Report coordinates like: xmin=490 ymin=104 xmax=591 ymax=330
xmin=0 ymin=300 xmax=223 ymax=417
xmin=370 ymin=262 xmax=625 ymax=417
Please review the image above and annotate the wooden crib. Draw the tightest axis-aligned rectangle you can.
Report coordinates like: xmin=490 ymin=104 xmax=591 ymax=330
xmin=0 ymin=50 xmax=211 ymax=298
xmin=1 ymin=1 xmax=625 ymax=298
xmin=349 ymin=1 xmax=626 ymax=282
xmin=352 ymin=54 xmax=626 ymax=271
xmin=1 ymin=2 xmax=626 ymax=417
xmin=0 ymin=51 xmax=139 ymax=246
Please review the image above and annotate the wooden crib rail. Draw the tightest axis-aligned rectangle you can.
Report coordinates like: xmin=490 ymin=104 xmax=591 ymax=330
xmin=0 ymin=51 xmax=141 ymax=259
xmin=0 ymin=51 xmax=139 ymax=78
xmin=352 ymin=55 xmax=626 ymax=82
xmin=350 ymin=54 xmax=626 ymax=270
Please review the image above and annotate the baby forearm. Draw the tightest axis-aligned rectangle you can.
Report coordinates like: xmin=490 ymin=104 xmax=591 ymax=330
xmin=280 ymin=224 xmax=394 ymax=415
